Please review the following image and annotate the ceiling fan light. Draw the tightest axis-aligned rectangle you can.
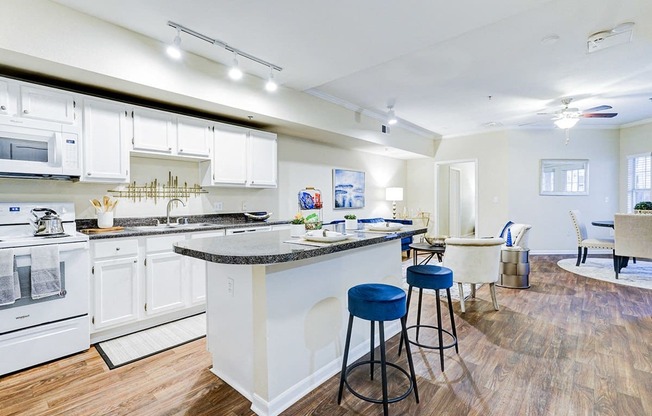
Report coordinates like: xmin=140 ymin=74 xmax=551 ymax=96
xmin=554 ymin=117 xmax=579 ymax=129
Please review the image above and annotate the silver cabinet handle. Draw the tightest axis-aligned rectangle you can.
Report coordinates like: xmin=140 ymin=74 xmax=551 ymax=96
xmin=168 ymin=147 xmax=172 ymax=151
xmin=115 ymin=247 xmax=120 ymax=251
xmin=23 ymin=109 xmax=29 ymax=114
xmin=179 ymin=148 xmax=183 ymax=152
xmin=87 ymin=172 xmax=91 ymax=176
xmin=0 ymin=105 xmax=6 ymax=110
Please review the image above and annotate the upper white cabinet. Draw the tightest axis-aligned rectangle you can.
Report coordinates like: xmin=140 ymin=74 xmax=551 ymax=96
xmin=82 ymin=98 xmax=131 ymax=183
xmin=0 ymin=80 xmax=9 ymax=116
xmin=248 ymin=130 xmax=278 ymax=188
xmin=202 ymin=123 xmax=277 ymax=188
xmin=19 ymin=84 xmax=76 ymax=124
xmin=177 ymin=115 xmax=212 ymax=158
xmin=132 ymin=107 xmax=175 ymax=154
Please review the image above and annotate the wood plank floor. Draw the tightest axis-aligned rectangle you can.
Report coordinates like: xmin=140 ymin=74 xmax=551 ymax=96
xmin=1 ymin=255 xmax=651 ymax=416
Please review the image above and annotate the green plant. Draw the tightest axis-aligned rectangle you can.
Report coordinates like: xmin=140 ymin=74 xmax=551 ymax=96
xmin=634 ymin=201 xmax=652 ymax=211
xmin=290 ymin=213 xmax=305 ymax=224
xmin=344 ymin=214 xmax=357 ymax=220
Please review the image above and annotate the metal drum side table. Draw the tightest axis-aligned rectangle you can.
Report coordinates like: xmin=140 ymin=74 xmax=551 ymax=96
xmin=498 ymin=247 xmax=530 ymax=289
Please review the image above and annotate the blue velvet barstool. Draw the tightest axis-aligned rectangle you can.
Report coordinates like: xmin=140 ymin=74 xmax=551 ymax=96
xmin=337 ymin=283 xmax=419 ymax=416
xmin=399 ymin=265 xmax=458 ymax=371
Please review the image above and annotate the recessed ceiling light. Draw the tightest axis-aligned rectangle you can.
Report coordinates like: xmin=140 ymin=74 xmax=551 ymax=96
xmin=541 ymin=34 xmax=560 ymax=45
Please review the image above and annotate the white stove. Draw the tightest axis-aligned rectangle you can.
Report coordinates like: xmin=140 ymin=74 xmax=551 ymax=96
xmin=0 ymin=202 xmax=90 ymax=376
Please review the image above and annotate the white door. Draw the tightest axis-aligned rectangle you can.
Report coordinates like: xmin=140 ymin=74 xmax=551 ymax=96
xmin=82 ymin=99 xmax=130 ymax=182
xmin=92 ymin=257 xmax=139 ymax=330
xmin=449 ymin=168 xmax=461 ymax=237
xmin=212 ymin=123 xmax=248 ymax=185
xmin=248 ymin=130 xmax=277 ymax=187
xmin=145 ymin=252 xmax=186 ymax=316
xmin=177 ymin=116 xmax=211 ymax=158
xmin=132 ymin=108 xmax=175 ymax=154
xmin=19 ymin=85 xmax=76 ymax=124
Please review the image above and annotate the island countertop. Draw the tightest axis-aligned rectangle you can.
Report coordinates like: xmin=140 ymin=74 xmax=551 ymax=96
xmin=173 ymin=227 xmax=426 ymax=265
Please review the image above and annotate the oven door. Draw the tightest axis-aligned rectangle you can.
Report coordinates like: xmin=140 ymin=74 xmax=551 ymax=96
xmin=0 ymin=241 xmax=89 ymax=335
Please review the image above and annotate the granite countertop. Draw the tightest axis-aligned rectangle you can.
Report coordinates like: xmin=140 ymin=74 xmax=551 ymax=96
xmin=77 ymin=213 xmax=287 ymax=240
xmin=173 ymin=227 xmax=427 ymax=265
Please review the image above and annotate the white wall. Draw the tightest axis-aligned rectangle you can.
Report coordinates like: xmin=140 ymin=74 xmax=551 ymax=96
xmin=619 ymin=122 xmax=652 ymax=211
xmin=407 ymin=128 xmax=621 ymax=253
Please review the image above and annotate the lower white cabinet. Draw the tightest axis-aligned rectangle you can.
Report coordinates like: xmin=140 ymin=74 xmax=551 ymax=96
xmin=92 ymin=256 xmax=139 ymax=329
xmin=145 ymin=235 xmax=186 ymax=317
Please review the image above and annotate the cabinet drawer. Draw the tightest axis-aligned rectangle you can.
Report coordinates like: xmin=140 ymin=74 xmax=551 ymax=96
xmin=93 ymin=239 xmax=138 ymax=259
xmin=146 ymin=234 xmax=185 ymax=252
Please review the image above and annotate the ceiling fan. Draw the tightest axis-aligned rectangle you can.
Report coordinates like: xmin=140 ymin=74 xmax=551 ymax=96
xmin=539 ymin=98 xmax=618 ymax=129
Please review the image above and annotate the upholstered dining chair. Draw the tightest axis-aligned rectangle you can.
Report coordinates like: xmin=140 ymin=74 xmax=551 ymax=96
xmin=569 ymin=210 xmax=614 ymax=267
xmin=442 ymin=237 xmax=504 ymax=313
xmin=614 ymin=214 xmax=652 ymax=278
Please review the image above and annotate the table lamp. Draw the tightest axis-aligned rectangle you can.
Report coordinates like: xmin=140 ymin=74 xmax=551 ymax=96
xmin=385 ymin=187 xmax=403 ymax=219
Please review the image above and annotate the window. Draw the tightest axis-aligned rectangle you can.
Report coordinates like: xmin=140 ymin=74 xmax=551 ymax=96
xmin=627 ymin=153 xmax=652 ymax=211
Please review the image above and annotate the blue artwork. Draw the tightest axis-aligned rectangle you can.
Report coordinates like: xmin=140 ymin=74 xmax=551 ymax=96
xmin=333 ymin=169 xmax=365 ymax=209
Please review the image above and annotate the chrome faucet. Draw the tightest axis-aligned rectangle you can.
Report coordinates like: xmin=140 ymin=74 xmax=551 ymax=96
xmin=166 ymin=198 xmax=185 ymax=225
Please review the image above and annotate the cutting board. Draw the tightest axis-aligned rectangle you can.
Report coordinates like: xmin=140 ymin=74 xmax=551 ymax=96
xmin=81 ymin=226 xmax=124 ymax=234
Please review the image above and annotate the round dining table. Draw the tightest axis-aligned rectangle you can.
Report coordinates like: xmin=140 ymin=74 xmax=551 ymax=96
xmin=591 ymin=220 xmax=614 ymax=228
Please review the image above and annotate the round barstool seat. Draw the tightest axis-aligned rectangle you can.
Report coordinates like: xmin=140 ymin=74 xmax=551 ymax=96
xmin=399 ymin=265 xmax=459 ymax=371
xmin=338 ymin=283 xmax=419 ymax=416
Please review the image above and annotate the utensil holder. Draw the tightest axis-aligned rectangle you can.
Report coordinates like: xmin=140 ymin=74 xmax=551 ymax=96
xmin=97 ymin=212 xmax=114 ymax=228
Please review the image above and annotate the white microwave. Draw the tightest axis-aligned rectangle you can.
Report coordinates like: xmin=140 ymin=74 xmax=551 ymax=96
xmin=0 ymin=119 xmax=81 ymax=180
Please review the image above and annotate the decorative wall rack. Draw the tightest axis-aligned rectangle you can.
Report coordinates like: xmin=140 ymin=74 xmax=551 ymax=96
xmin=107 ymin=171 xmax=207 ymax=203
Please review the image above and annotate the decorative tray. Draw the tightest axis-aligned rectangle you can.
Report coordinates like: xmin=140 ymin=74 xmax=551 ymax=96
xmin=368 ymin=224 xmax=402 ymax=232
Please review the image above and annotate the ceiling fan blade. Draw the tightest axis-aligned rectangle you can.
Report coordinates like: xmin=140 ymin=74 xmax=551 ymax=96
xmin=583 ymin=105 xmax=613 ymax=113
xmin=581 ymin=112 xmax=618 ymax=118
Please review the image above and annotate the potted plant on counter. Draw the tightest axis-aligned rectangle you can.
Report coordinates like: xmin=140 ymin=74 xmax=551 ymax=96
xmin=344 ymin=214 xmax=358 ymax=230
xmin=634 ymin=201 xmax=652 ymax=214
xmin=290 ymin=213 xmax=305 ymax=237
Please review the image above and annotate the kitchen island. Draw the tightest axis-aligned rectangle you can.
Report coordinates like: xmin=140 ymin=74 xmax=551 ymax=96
xmin=174 ymin=226 xmax=425 ymax=416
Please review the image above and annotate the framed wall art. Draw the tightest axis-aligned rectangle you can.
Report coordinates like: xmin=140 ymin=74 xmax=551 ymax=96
xmin=333 ymin=169 xmax=365 ymax=209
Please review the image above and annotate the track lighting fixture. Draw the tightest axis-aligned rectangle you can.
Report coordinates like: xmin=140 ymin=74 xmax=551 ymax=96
xmin=166 ymin=28 xmax=182 ymax=60
xmin=387 ymin=107 xmax=398 ymax=125
xmin=265 ymin=67 xmax=278 ymax=92
xmin=166 ymin=21 xmax=282 ymax=91
xmin=228 ymin=51 xmax=243 ymax=80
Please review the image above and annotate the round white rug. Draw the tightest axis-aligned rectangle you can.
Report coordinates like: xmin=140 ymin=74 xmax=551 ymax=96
xmin=557 ymin=258 xmax=652 ymax=290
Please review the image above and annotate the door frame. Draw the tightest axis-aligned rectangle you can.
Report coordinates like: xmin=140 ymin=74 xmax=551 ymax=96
xmin=434 ymin=159 xmax=479 ymax=237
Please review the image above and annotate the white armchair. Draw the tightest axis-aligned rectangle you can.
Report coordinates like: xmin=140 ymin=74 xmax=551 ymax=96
xmin=614 ymin=214 xmax=652 ymax=278
xmin=442 ymin=237 xmax=504 ymax=313
xmin=498 ymin=222 xmax=532 ymax=249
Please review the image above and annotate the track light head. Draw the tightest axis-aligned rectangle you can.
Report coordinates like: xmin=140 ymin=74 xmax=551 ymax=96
xmin=228 ymin=52 xmax=243 ymax=80
xmin=265 ymin=68 xmax=278 ymax=92
xmin=166 ymin=29 xmax=182 ymax=60
xmin=387 ymin=107 xmax=398 ymax=125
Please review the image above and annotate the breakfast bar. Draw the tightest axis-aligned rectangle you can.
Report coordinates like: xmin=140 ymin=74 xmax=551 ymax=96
xmin=174 ymin=226 xmax=425 ymax=416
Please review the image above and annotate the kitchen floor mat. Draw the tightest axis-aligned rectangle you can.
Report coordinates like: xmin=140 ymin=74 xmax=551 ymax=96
xmin=95 ymin=313 xmax=206 ymax=370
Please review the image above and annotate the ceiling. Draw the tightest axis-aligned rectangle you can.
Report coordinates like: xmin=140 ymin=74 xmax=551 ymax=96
xmin=52 ymin=0 xmax=652 ymax=138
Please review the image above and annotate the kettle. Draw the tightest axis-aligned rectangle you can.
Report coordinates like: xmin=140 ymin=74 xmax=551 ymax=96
xmin=29 ymin=208 xmax=65 ymax=236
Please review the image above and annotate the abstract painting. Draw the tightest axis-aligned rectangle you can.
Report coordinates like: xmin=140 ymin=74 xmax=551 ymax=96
xmin=333 ymin=169 xmax=365 ymax=209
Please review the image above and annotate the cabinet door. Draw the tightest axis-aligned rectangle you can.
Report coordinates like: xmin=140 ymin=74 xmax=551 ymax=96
xmin=212 ymin=123 xmax=248 ymax=185
xmin=82 ymin=99 xmax=130 ymax=182
xmin=132 ymin=108 xmax=174 ymax=154
xmin=92 ymin=257 xmax=139 ymax=330
xmin=145 ymin=252 xmax=186 ymax=316
xmin=177 ymin=116 xmax=211 ymax=158
xmin=19 ymin=85 xmax=76 ymax=124
xmin=0 ymin=79 xmax=9 ymax=116
xmin=248 ymin=130 xmax=277 ymax=188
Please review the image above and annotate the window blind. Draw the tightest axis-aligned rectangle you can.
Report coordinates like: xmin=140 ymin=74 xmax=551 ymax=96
xmin=627 ymin=152 xmax=652 ymax=211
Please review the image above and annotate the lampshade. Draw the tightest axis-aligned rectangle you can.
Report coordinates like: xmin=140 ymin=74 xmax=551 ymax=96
xmin=385 ymin=187 xmax=403 ymax=201
xmin=554 ymin=117 xmax=579 ymax=129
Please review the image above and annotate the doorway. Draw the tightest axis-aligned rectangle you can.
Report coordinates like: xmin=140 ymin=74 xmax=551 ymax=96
xmin=435 ymin=160 xmax=477 ymax=237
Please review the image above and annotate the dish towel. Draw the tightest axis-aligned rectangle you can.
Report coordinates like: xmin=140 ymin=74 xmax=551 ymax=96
xmin=0 ymin=249 xmax=21 ymax=306
xmin=30 ymin=245 xmax=61 ymax=299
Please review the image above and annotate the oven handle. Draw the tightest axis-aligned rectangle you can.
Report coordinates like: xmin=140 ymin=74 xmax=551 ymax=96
xmin=11 ymin=241 xmax=88 ymax=258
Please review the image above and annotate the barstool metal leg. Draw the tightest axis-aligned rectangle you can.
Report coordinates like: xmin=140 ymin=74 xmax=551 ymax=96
xmin=378 ymin=321 xmax=389 ymax=416
xmin=338 ymin=314 xmax=355 ymax=404
xmin=446 ymin=288 xmax=459 ymax=354
xmin=435 ymin=289 xmax=445 ymax=371
xmin=398 ymin=285 xmax=414 ymax=356
xmin=400 ymin=315 xmax=419 ymax=403
xmin=416 ymin=288 xmax=423 ymax=341
xmin=370 ymin=321 xmax=375 ymax=380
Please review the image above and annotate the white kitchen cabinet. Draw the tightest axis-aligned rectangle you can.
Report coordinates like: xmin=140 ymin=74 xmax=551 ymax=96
xmin=19 ymin=84 xmax=76 ymax=124
xmin=132 ymin=107 xmax=175 ymax=154
xmin=188 ymin=230 xmax=225 ymax=304
xmin=177 ymin=115 xmax=212 ymax=158
xmin=248 ymin=130 xmax=277 ymax=188
xmin=91 ymin=239 xmax=140 ymax=330
xmin=81 ymin=98 xmax=130 ymax=183
xmin=144 ymin=235 xmax=186 ymax=317
xmin=0 ymin=79 xmax=9 ymax=116
xmin=201 ymin=124 xmax=277 ymax=188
